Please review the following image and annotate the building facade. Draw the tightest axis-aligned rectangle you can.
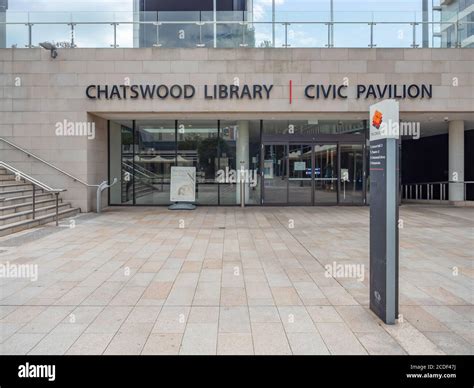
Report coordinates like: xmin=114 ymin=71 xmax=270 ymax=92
xmin=1 ymin=46 xmax=473 ymax=211
xmin=439 ymin=0 xmax=474 ymax=47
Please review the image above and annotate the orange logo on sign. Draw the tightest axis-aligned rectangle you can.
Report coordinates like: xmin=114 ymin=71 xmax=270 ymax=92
xmin=372 ymin=110 xmax=383 ymax=129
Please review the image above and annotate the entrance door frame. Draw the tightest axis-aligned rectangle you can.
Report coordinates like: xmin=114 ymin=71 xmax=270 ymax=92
xmin=261 ymin=135 xmax=366 ymax=206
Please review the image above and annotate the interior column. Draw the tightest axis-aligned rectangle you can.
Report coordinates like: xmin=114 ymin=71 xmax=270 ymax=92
xmin=236 ymin=120 xmax=250 ymax=204
xmin=448 ymin=120 xmax=465 ymax=202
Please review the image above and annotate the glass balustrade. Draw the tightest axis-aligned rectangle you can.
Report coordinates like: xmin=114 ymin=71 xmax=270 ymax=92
xmin=0 ymin=11 xmax=472 ymax=49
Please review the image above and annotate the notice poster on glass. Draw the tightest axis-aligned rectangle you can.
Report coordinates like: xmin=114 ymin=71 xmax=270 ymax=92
xmin=294 ymin=161 xmax=306 ymax=171
xmin=263 ymin=160 xmax=274 ymax=179
xmin=170 ymin=166 xmax=196 ymax=203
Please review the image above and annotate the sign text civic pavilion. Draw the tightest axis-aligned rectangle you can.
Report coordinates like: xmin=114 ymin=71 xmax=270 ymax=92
xmin=86 ymin=83 xmax=433 ymax=101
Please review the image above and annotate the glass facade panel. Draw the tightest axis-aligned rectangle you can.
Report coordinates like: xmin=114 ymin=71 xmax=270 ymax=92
xmin=263 ymin=120 xmax=366 ymax=136
xmin=340 ymin=144 xmax=365 ymax=204
xmin=263 ymin=144 xmax=288 ymax=204
xmin=219 ymin=120 xmax=261 ymax=205
xmin=288 ymin=144 xmax=312 ymax=204
xmin=135 ymin=120 xmax=176 ymax=205
xmin=109 ymin=120 xmax=134 ymax=205
xmin=314 ymin=144 xmax=338 ymax=204
xmin=177 ymin=120 xmax=218 ymax=205
xmin=109 ymin=119 xmax=366 ymax=206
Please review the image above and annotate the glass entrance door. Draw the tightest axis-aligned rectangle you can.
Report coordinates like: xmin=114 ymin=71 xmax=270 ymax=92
xmin=261 ymin=142 xmax=365 ymax=206
xmin=339 ymin=144 xmax=365 ymax=204
xmin=288 ymin=144 xmax=313 ymax=205
xmin=263 ymin=144 xmax=288 ymax=204
xmin=314 ymin=144 xmax=338 ymax=204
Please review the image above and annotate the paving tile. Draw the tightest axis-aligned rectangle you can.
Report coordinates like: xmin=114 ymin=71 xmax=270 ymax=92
xmin=278 ymin=306 xmax=318 ymax=333
xmin=217 ymin=333 xmax=254 ymax=355
xmin=165 ymin=286 xmax=196 ymax=306
xmin=320 ymin=286 xmax=359 ymax=305
xmin=219 ymin=306 xmax=251 ymax=334
xmin=336 ymin=306 xmax=383 ymax=332
xmin=152 ymin=306 xmax=190 ymax=334
xmin=19 ymin=306 xmax=73 ymax=334
xmin=317 ymin=322 xmax=368 ymax=355
xmin=383 ymin=322 xmax=445 ymax=355
xmin=442 ymin=321 xmax=474 ymax=344
xmin=306 ymin=306 xmax=344 ymax=323
xmin=249 ymin=306 xmax=281 ymax=323
xmin=66 ymin=333 xmax=115 ymax=355
xmin=287 ymin=332 xmax=330 ymax=355
xmin=29 ymin=323 xmax=87 ymax=355
xmin=193 ymin=282 xmax=221 ymax=306
xmin=220 ymin=287 xmax=247 ymax=306
xmin=0 ymin=333 xmax=45 ymax=355
xmin=109 ymin=286 xmax=146 ymax=306
xmin=104 ymin=323 xmax=153 ymax=355
xmin=188 ymin=306 xmax=219 ymax=324
xmin=85 ymin=306 xmax=132 ymax=334
xmin=180 ymin=323 xmax=218 ymax=355
xmin=1 ymin=206 xmax=472 ymax=355
xmin=81 ymin=282 xmax=123 ymax=306
xmin=423 ymin=332 xmax=473 ymax=355
xmin=0 ymin=306 xmax=46 ymax=324
xmin=354 ymin=331 xmax=407 ymax=355
xmin=245 ymin=282 xmax=274 ymax=305
xmin=270 ymin=287 xmax=303 ymax=306
xmin=142 ymin=333 xmax=183 ymax=355
xmin=252 ymin=323 xmax=292 ymax=355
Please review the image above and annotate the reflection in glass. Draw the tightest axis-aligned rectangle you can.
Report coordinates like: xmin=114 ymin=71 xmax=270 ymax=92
xmin=340 ymin=144 xmax=364 ymax=204
xmin=177 ymin=120 xmax=218 ymax=205
xmin=109 ymin=120 xmax=134 ymax=205
xmin=289 ymin=144 xmax=312 ymax=204
xmin=263 ymin=145 xmax=287 ymax=204
xmin=219 ymin=121 xmax=261 ymax=205
xmin=263 ymin=120 xmax=365 ymax=136
xmin=314 ymin=144 xmax=338 ymax=204
xmin=135 ymin=120 xmax=176 ymax=205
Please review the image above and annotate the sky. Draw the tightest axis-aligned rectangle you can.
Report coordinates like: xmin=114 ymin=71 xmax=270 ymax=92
xmin=5 ymin=0 xmax=432 ymax=49
xmin=7 ymin=0 xmax=424 ymax=13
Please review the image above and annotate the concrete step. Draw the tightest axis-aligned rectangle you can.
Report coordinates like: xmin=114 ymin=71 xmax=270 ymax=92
xmin=0 ymin=198 xmax=63 ymax=216
xmin=0 ymin=192 xmax=55 ymax=206
xmin=0 ymin=182 xmax=32 ymax=192
xmin=0 ymin=203 xmax=72 ymax=226
xmin=0 ymin=207 xmax=81 ymax=237
xmin=0 ymin=187 xmax=45 ymax=199
xmin=0 ymin=175 xmax=18 ymax=181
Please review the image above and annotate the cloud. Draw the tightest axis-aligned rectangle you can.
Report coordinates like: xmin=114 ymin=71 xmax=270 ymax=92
xmin=252 ymin=0 xmax=285 ymax=21
xmin=9 ymin=0 xmax=132 ymax=12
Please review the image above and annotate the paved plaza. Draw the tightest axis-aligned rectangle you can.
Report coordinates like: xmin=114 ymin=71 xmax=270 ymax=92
xmin=0 ymin=205 xmax=472 ymax=355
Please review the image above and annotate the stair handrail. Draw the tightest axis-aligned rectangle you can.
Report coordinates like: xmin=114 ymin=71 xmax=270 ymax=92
xmin=122 ymin=160 xmax=163 ymax=181
xmin=0 ymin=161 xmax=65 ymax=193
xmin=0 ymin=161 xmax=65 ymax=226
xmin=0 ymin=137 xmax=92 ymax=187
xmin=0 ymin=137 xmax=118 ymax=212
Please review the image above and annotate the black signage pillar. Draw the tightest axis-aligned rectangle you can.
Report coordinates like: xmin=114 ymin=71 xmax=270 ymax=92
xmin=369 ymin=100 xmax=399 ymax=325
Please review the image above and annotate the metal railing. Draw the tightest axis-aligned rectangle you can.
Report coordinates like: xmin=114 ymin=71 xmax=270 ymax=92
xmin=1 ymin=19 xmax=473 ymax=49
xmin=0 ymin=161 xmax=64 ymax=226
xmin=402 ymin=181 xmax=474 ymax=202
xmin=0 ymin=137 xmax=117 ymax=212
